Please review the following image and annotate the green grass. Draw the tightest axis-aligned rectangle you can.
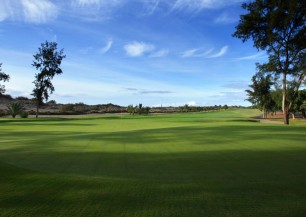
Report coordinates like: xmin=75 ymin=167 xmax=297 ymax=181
xmin=0 ymin=109 xmax=306 ymax=217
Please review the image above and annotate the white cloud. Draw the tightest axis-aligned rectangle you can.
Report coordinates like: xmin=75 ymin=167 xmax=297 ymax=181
xmin=171 ymin=0 xmax=243 ymax=12
xmin=208 ymin=46 xmax=228 ymax=58
xmin=181 ymin=49 xmax=199 ymax=58
xmin=0 ymin=0 xmax=58 ymax=23
xmin=149 ymin=49 xmax=169 ymax=58
xmin=143 ymin=0 xmax=161 ymax=15
xmin=181 ymin=48 xmax=215 ymax=58
xmin=73 ymin=0 xmax=122 ymax=7
xmin=124 ymin=41 xmax=155 ymax=57
xmin=235 ymin=52 xmax=267 ymax=61
xmin=71 ymin=0 xmax=124 ymax=21
xmin=214 ymin=12 xmax=237 ymax=24
xmin=187 ymin=101 xmax=197 ymax=106
xmin=99 ymin=38 xmax=113 ymax=54
xmin=21 ymin=0 xmax=58 ymax=23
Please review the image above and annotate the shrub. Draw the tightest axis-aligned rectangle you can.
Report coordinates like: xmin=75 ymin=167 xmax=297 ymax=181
xmin=20 ymin=111 xmax=29 ymax=118
xmin=7 ymin=102 xmax=24 ymax=118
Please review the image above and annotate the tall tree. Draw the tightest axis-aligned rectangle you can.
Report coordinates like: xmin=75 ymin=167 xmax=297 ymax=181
xmin=32 ymin=41 xmax=66 ymax=118
xmin=0 ymin=63 xmax=10 ymax=95
xmin=233 ymin=0 xmax=306 ymax=124
xmin=246 ymin=71 xmax=275 ymax=118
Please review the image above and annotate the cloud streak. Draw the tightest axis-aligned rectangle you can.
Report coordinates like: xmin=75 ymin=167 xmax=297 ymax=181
xmin=181 ymin=46 xmax=228 ymax=58
xmin=171 ymin=0 xmax=243 ymax=12
xmin=214 ymin=12 xmax=238 ymax=24
xmin=235 ymin=52 xmax=267 ymax=61
xmin=150 ymin=49 xmax=169 ymax=58
xmin=0 ymin=0 xmax=58 ymax=23
xmin=99 ymin=38 xmax=113 ymax=54
xmin=208 ymin=46 xmax=228 ymax=58
xmin=126 ymin=88 xmax=173 ymax=95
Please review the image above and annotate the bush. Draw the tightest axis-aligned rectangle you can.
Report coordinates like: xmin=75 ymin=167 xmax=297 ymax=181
xmin=7 ymin=102 xmax=24 ymax=118
xmin=61 ymin=104 xmax=74 ymax=112
xmin=20 ymin=111 xmax=29 ymax=118
xmin=16 ymin=96 xmax=29 ymax=100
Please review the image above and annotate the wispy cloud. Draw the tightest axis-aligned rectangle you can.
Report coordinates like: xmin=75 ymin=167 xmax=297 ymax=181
xmin=0 ymin=0 xmax=58 ymax=23
xmin=222 ymin=81 xmax=249 ymax=90
xmin=235 ymin=52 xmax=267 ymax=61
xmin=171 ymin=0 xmax=243 ymax=12
xmin=143 ymin=0 xmax=161 ymax=15
xmin=181 ymin=46 xmax=227 ymax=58
xmin=126 ymin=88 xmax=172 ymax=95
xmin=72 ymin=0 xmax=122 ymax=7
xmin=208 ymin=46 xmax=228 ymax=58
xmin=181 ymin=49 xmax=199 ymax=58
xmin=149 ymin=49 xmax=169 ymax=58
xmin=124 ymin=41 xmax=155 ymax=57
xmin=214 ymin=12 xmax=238 ymax=24
xmin=99 ymin=38 xmax=113 ymax=54
xmin=71 ymin=0 xmax=124 ymax=21
xmin=21 ymin=0 xmax=58 ymax=23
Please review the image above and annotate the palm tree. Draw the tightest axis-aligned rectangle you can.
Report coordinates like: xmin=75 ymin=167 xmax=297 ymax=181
xmin=7 ymin=103 xmax=24 ymax=118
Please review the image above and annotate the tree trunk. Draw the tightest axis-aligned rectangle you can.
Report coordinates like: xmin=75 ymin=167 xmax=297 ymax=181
xmin=36 ymin=103 xmax=39 ymax=118
xmin=291 ymin=113 xmax=295 ymax=119
xmin=282 ymin=72 xmax=289 ymax=125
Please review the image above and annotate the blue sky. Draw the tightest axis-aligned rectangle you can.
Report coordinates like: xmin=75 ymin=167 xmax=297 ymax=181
xmin=0 ymin=0 xmax=268 ymax=106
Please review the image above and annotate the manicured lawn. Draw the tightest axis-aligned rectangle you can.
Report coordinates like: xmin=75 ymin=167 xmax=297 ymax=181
xmin=0 ymin=109 xmax=306 ymax=216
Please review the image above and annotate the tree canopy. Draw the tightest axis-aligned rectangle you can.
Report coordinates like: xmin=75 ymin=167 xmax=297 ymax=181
xmin=0 ymin=63 xmax=10 ymax=95
xmin=233 ymin=0 xmax=306 ymax=124
xmin=32 ymin=41 xmax=66 ymax=117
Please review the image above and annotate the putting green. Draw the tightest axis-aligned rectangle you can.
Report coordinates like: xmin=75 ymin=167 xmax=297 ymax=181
xmin=0 ymin=109 xmax=306 ymax=217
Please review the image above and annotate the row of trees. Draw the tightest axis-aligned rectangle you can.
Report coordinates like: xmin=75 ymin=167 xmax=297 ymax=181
xmin=234 ymin=0 xmax=305 ymax=124
xmin=246 ymin=70 xmax=306 ymax=118
xmin=127 ymin=104 xmax=150 ymax=115
xmin=0 ymin=41 xmax=66 ymax=118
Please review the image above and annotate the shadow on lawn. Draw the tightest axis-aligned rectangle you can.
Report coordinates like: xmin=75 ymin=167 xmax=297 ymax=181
xmin=1 ymin=123 xmax=306 ymax=216
xmin=1 ymin=148 xmax=306 ymax=217
xmin=0 ymin=124 xmax=305 ymax=180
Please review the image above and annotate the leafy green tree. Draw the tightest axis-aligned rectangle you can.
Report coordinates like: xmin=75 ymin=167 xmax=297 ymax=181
xmin=294 ymin=89 xmax=306 ymax=118
xmin=127 ymin=105 xmax=136 ymax=115
xmin=0 ymin=63 xmax=10 ymax=95
xmin=138 ymin=103 xmax=143 ymax=114
xmin=233 ymin=0 xmax=306 ymax=124
xmin=32 ymin=41 xmax=66 ymax=118
xmin=246 ymin=72 xmax=275 ymax=118
xmin=7 ymin=102 xmax=24 ymax=118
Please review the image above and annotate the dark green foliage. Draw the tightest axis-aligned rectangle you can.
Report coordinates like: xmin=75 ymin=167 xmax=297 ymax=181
xmin=32 ymin=41 xmax=66 ymax=118
xmin=294 ymin=89 xmax=306 ymax=118
xmin=20 ymin=111 xmax=29 ymax=118
xmin=127 ymin=104 xmax=150 ymax=115
xmin=234 ymin=0 xmax=306 ymax=124
xmin=246 ymin=71 xmax=275 ymax=118
xmin=6 ymin=102 xmax=24 ymax=118
xmin=61 ymin=104 xmax=75 ymax=112
xmin=15 ymin=96 xmax=30 ymax=101
xmin=0 ymin=63 xmax=10 ymax=95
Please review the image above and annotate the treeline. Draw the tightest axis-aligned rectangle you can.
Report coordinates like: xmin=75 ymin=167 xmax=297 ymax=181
xmin=246 ymin=72 xmax=306 ymax=119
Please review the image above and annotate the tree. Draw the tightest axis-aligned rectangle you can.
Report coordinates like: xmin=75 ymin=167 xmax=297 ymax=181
xmin=32 ymin=41 xmax=66 ymax=118
xmin=294 ymin=89 xmax=306 ymax=118
xmin=233 ymin=0 xmax=306 ymax=124
xmin=127 ymin=105 xmax=136 ymax=115
xmin=7 ymin=102 xmax=24 ymax=118
xmin=246 ymin=71 xmax=275 ymax=118
xmin=0 ymin=63 xmax=10 ymax=95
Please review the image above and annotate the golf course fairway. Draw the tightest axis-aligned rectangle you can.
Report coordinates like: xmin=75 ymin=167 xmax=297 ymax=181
xmin=0 ymin=109 xmax=306 ymax=217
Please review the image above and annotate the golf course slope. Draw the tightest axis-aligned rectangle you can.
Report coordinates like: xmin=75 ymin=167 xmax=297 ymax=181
xmin=0 ymin=109 xmax=306 ymax=217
